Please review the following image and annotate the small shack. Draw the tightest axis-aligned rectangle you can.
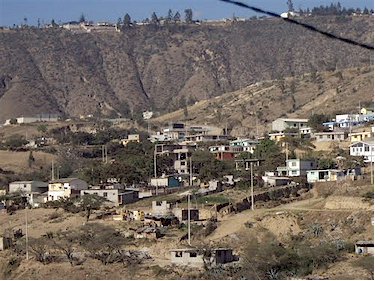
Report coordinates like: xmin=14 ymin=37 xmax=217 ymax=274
xmin=355 ymin=241 xmax=374 ymax=255
xmin=181 ymin=209 xmax=200 ymax=221
xmin=170 ymin=248 xmax=235 ymax=268
xmin=262 ymin=176 xmax=292 ymax=187
xmin=0 ymin=236 xmax=12 ymax=251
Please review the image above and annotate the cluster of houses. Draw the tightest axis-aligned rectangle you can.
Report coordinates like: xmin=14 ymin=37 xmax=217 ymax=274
xmin=145 ymin=107 xmax=373 ymax=188
xmin=6 ymin=178 xmax=139 ymax=208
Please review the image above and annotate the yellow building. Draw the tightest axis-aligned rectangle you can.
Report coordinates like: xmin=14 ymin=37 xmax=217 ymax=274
xmin=47 ymin=178 xmax=88 ymax=201
xmin=269 ymin=132 xmax=298 ymax=142
xmin=360 ymin=107 xmax=373 ymax=115
xmin=120 ymin=134 xmax=140 ymax=146
xmin=349 ymin=131 xmax=373 ymax=143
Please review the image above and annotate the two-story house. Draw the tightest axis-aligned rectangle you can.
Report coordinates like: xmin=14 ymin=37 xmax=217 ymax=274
xmin=271 ymin=118 xmax=309 ymax=132
xmin=349 ymin=139 xmax=374 ymax=163
xmin=48 ymin=178 xmax=88 ymax=201
xmin=277 ymin=159 xmax=318 ymax=177
xmin=9 ymin=181 xmax=49 ymax=207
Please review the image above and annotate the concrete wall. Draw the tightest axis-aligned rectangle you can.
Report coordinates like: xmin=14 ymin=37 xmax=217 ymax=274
xmin=152 ymin=201 xmax=172 ymax=216
xmin=9 ymin=181 xmax=48 ymax=194
xmin=170 ymin=250 xmax=205 ymax=268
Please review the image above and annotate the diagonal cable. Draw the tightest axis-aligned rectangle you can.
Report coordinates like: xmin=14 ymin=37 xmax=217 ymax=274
xmin=219 ymin=0 xmax=374 ymax=50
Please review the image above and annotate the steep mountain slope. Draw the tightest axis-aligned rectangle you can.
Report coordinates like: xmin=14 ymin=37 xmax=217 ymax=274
xmin=0 ymin=16 xmax=373 ymax=122
xmin=152 ymin=66 xmax=374 ymax=136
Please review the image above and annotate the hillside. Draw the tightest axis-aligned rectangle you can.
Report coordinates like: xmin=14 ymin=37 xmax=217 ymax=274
xmin=0 ymin=180 xmax=373 ymax=279
xmin=152 ymin=66 xmax=374 ymax=136
xmin=0 ymin=16 xmax=373 ymax=123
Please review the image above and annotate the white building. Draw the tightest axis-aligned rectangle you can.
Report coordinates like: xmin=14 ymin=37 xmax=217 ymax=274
xmin=80 ymin=188 xmax=138 ymax=206
xmin=229 ymin=138 xmax=259 ymax=153
xmin=314 ymin=131 xmax=348 ymax=142
xmin=349 ymin=139 xmax=374 ymax=163
xmin=4 ymin=115 xmax=59 ymax=125
xmin=277 ymin=159 xmax=318 ymax=177
xmin=271 ymin=118 xmax=309 ymax=132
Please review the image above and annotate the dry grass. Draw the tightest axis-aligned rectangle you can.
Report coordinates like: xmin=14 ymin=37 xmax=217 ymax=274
xmin=0 ymin=150 xmax=57 ymax=174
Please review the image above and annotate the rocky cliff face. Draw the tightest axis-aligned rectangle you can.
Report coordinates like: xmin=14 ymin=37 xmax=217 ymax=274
xmin=0 ymin=16 xmax=372 ymax=122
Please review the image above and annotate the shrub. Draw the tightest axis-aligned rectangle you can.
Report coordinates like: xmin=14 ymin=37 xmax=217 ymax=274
xmin=2 ymin=256 xmax=21 ymax=278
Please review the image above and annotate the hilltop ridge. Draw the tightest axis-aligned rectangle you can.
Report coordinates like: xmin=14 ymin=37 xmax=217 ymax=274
xmin=0 ymin=15 xmax=373 ymax=123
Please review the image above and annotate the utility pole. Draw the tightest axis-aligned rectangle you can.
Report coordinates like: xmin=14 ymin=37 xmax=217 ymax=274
xmin=285 ymin=142 xmax=289 ymax=161
xmin=370 ymin=148 xmax=373 ymax=185
xmin=51 ymin=160 xmax=55 ymax=180
xmin=154 ymin=145 xmax=157 ymax=178
xmin=250 ymin=162 xmax=254 ymax=210
xmin=105 ymin=145 xmax=108 ymax=164
xmin=189 ymin=156 xmax=193 ymax=186
xmin=25 ymin=207 xmax=29 ymax=260
xmin=188 ymin=193 xmax=191 ymax=246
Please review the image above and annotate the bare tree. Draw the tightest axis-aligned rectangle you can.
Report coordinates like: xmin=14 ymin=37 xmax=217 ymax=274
xmin=29 ymin=237 xmax=52 ymax=264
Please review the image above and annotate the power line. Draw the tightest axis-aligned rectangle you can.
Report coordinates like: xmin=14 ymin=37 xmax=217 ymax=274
xmin=219 ymin=0 xmax=374 ymax=50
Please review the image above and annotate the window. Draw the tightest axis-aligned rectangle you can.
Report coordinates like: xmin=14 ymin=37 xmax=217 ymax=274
xmin=156 ymin=201 xmax=162 ymax=206
xmin=175 ymin=252 xmax=182 ymax=258
xmin=365 ymin=146 xmax=370 ymax=152
xmin=291 ymin=162 xmax=296 ymax=167
xmin=103 ymin=192 xmax=108 ymax=197
xmin=181 ymin=169 xmax=185 ymax=173
xmin=189 ymin=252 xmax=197 ymax=257
xmin=291 ymin=171 xmax=297 ymax=175
xmin=181 ymin=161 xmax=186 ymax=166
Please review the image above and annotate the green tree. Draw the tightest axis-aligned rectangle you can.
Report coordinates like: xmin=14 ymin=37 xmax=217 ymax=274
xmin=318 ymin=158 xmax=336 ymax=169
xmin=37 ymin=124 xmax=48 ymax=134
xmin=9 ymin=118 xmax=18 ymax=125
xmin=78 ymin=194 xmax=106 ymax=222
xmin=123 ymin=13 xmax=131 ymax=26
xmin=253 ymin=139 xmax=285 ymax=174
xmin=192 ymin=150 xmax=232 ymax=181
xmin=151 ymin=12 xmax=159 ymax=24
xmin=308 ymin=113 xmax=330 ymax=132
xmin=166 ymin=9 xmax=173 ymax=23
xmin=51 ymin=19 xmax=58 ymax=27
xmin=4 ymin=135 xmax=28 ymax=150
xmin=287 ymin=0 xmax=294 ymax=12
xmin=184 ymin=8 xmax=193 ymax=23
xmin=79 ymin=13 xmax=86 ymax=23
xmin=173 ymin=11 xmax=181 ymax=22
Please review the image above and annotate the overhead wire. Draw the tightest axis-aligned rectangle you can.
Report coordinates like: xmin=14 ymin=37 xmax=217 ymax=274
xmin=219 ymin=0 xmax=374 ymax=50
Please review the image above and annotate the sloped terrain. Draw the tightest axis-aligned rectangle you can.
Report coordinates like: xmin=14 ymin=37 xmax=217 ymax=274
xmin=153 ymin=66 xmax=373 ymax=136
xmin=0 ymin=16 xmax=373 ymax=122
